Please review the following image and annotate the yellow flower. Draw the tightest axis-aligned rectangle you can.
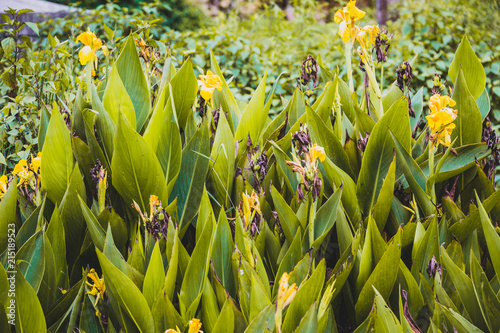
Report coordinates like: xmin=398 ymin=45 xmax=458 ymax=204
xmin=76 ymin=29 xmax=106 ymax=72
xmin=13 ymin=159 xmax=30 ymax=185
xmin=334 ymin=0 xmax=365 ymax=43
xmin=198 ymin=70 xmax=223 ymax=102
xmin=188 ymin=318 xmax=203 ymax=333
xmin=31 ymin=152 xmax=42 ymax=173
xmin=149 ymin=194 xmax=159 ymax=216
xmin=429 ymin=94 xmax=456 ymax=114
xmin=357 ymin=25 xmax=380 ymax=49
xmin=86 ymin=268 xmax=106 ymax=308
xmin=165 ymin=329 xmax=181 ymax=333
xmin=277 ymin=272 xmax=297 ymax=309
xmin=241 ymin=191 xmax=261 ymax=224
xmin=425 ymin=94 xmax=458 ymax=148
xmin=309 ymin=144 xmax=326 ymax=162
xmin=0 ymin=175 xmax=8 ymax=199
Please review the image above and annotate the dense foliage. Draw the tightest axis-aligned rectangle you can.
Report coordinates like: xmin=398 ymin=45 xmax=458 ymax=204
xmin=1 ymin=0 xmax=500 ymax=332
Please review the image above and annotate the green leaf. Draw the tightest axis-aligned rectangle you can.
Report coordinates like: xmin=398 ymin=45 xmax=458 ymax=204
xmin=41 ymin=105 xmax=73 ymax=204
xmin=410 ymin=87 xmax=423 ymax=132
xmin=78 ymin=195 xmax=105 ymax=251
xmin=102 ymin=65 xmax=136 ymax=129
xmin=46 ymin=207 xmax=68 ymax=290
xmin=273 ymin=232 xmax=303 ymax=297
xmin=97 ymin=249 xmax=154 ymax=333
xmin=212 ymin=211 xmax=236 ymax=297
xmin=411 ymin=217 xmax=439 ymax=280
xmin=209 ymin=110 xmax=235 ymax=209
xmin=322 ymin=156 xmax=361 ymax=225
xmin=244 ymin=304 xmax=275 ymax=333
xmin=213 ymin=298 xmax=235 ymax=333
xmin=170 ymin=123 xmax=210 ymax=232
xmin=293 ymin=302 xmax=318 ymax=333
xmin=282 ymin=260 xmax=325 ymax=333
xmin=25 ymin=22 xmax=39 ymax=36
xmin=143 ymin=241 xmax=165 ymax=308
xmin=0 ymin=177 xmax=17 ymax=252
xmin=448 ymin=34 xmax=486 ymax=100
xmin=16 ymin=229 xmax=45 ymax=293
xmin=111 ymin=111 xmax=169 ymax=212
xmin=271 ymin=186 xmax=302 ymax=243
xmin=234 ymin=73 xmax=267 ymax=156
xmin=210 ymin=51 xmax=240 ymax=130
xmin=450 ymin=69 xmax=482 ymax=146
xmin=477 ymin=88 xmax=490 ymax=120
xmin=357 ymin=97 xmax=410 ymax=215
xmin=477 ymin=192 xmax=500 ymax=277
xmin=372 ymin=154 xmax=396 ymax=231
xmin=201 ymin=280 xmax=220 ymax=332
xmin=169 ymin=59 xmax=198 ymax=129
xmin=116 ymin=35 xmax=151 ymax=130
xmin=355 ymin=229 xmax=402 ymax=322
xmin=439 ymin=245 xmax=487 ymax=331
xmin=312 ymin=186 xmax=342 ymax=247
xmin=179 ymin=215 xmax=215 ymax=320
xmin=438 ymin=303 xmax=483 ymax=333
xmin=15 ymin=269 xmax=47 ymax=333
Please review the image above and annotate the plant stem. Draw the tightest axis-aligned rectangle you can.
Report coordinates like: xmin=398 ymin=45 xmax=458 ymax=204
xmin=428 ymin=145 xmax=436 ymax=203
xmin=345 ymin=43 xmax=354 ymax=91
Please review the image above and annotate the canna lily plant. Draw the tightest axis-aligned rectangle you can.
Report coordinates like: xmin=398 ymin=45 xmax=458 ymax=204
xmin=0 ymin=2 xmax=499 ymax=333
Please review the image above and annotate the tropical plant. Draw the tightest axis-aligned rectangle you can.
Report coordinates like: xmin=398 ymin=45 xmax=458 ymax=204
xmin=0 ymin=1 xmax=499 ymax=332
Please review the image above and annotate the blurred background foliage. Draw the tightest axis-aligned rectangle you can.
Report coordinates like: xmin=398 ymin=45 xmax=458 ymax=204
xmin=1 ymin=0 xmax=499 ymax=172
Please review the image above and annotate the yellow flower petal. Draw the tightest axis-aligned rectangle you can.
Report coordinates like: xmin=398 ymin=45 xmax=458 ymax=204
xmin=79 ymin=45 xmax=94 ymax=66
xmin=76 ymin=30 xmax=93 ymax=46
xmin=338 ymin=21 xmax=351 ymax=43
xmin=188 ymin=318 xmax=202 ymax=333
xmin=309 ymin=144 xmax=326 ymax=162
xmin=346 ymin=0 xmax=365 ymax=21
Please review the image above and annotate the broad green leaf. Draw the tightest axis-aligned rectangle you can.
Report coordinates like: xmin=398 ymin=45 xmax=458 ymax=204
xmin=143 ymin=242 xmax=165 ymax=308
xmin=477 ymin=88 xmax=490 ymax=120
xmin=111 ymin=111 xmax=169 ymax=212
xmin=164 ymin=228 xmax=179 ymax=301
xmin=355 ymin=229 xmax=401 ymax=322
xmin=59 ymin=163 xmax=87 ymax=266
xmin=450 ymin=69 xmax=482 ymax=146
xmin=15 ymin=269 xmax=46 ymax=333
xmin=97 ymin=249 xmax=154 ymax=333
xmin=16 ymin=229 xmax=45 ymax=293
xmin=248 ymin=271 xmax=272 ymax=322
xmin=235 ymin=73 xmax=267 ymax=156
xmin=212 ymin=211 xmax=236 ymax=297
xmin=448 ymin=34 xmax=486 ymax=100
xmin=244 ymin=304 xmax=275 ymax=333
xmin=439 ymin=246 xmax=487 ymax=331
xmin=46 ymin=207 xmax=68 ymax=290
xmin=213 ymin=298 xmax=235 ymax=333
xmin=78 ymin=195 xmax=105 ymax=251
xmin=179 ymin=215 xmax=215 ymax=319
xmin=210 ymin=51 xmax=240 ymax=130
xmin=102 ymin=65 xmax=136 ymax=129
xmin=357 ymin=97 xmax=410 ymax=215
xmin=312 ymin=186 xmax=342 ymax=248
xmin=337 ymin=78 xmax=356 ymax=123
xmin=41 ymin=105 xmax=73 ymax=204
xmin=209 ymin=111 xmax=235 ymax=209
xmin=169 ymin=59 xmax=198 ymax=129
xmin=38 ymin=104 xmax=51 ymax=151
xmin=170 ymin=123 xmax=210 ymax=232
xmin=371 ymin=288 xmax=404 ymax=332
xmin=273 ymin=232 xmax=302 ymax=297
xmin=271 ymin=186 xmax=302 ymax=243
xmin=202 ymin=280 xmax=220 ymax=332
xmin=293 ymin=302 xmax=318 ymax=333
xmin=411 ymin=217 xmax=439 ymax=280
xmin=438 ymin=303 xmax=483 ymax=333
xmin=116 ymin=35 xmax=150 ymax=130
xmin=409 ymin=87 xmax=423 ymax=132
xmin=37 ymin=234 xmax=57 ymax=313
xmin=152 ymin=288 xmax=184 ymax=333
xmin=478 ymin=192 xmax=500 ymax=277
xmin=0 ymin=178 xmax=17 ymax=252
xmin=322 ymin=156 xmax=361 ymax=225
xmin=282 ymin=260 xmax=325 ymax=333
xmin=372 ymin=154 xmax=396 ymax=231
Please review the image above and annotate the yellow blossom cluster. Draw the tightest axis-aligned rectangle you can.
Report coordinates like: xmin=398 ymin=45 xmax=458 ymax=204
xmin=86 ymin=268 xmax=106 ymax=316
xmin=165 ymin=318 xmax=203 ymax=333
xmin=76 ymin=29 xmax=108 ymax=75
xmin=425 ymin=94 xmax=458 ymax=148
xmin=13 ymin=152 xmax=42 ymax=190
xmin=334 ymin=0 xmax=379 ymax=48
xmin=241 ymin=190 xmax=261 ymax=225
